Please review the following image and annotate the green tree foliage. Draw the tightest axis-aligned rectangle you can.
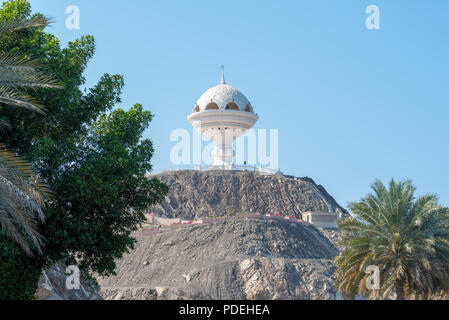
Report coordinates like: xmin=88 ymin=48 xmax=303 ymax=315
xmin=334 ymin=179 xmax=449 ymax=300
xmin=0 ymin=230 xmax=45 ymax=300
xmin=0 ymin=0 xmax=168 ymax=299
xmin=42 ymin=104 xmax=168 ymax=275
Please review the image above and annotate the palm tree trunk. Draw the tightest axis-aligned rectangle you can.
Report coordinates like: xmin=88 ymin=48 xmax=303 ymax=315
xmin=395 ymin=278 xmax=405 ymax=300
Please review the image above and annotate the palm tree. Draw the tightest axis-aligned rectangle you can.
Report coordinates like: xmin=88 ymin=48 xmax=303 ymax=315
xmin=334 ymin=179 xmax=449 ymax=300
xmin=0 ymin=15 xmax=58 ymax=255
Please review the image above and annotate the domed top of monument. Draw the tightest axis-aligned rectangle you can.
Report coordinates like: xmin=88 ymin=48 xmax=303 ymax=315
xmin=192 ymin=67 xmax=255 ymax=114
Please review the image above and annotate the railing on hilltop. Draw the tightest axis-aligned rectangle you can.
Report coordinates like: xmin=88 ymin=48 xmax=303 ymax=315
xmin=146 ymin=165 xmax=280 ymax=177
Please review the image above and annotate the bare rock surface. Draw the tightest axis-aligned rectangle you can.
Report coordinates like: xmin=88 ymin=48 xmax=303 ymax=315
xmin=317 ymin=228 xmax=342 ymax=247
xmin=149 ymin=170 xmax=348 ymax=220
xmin=36 ymin=263 xmax=102 ymax=300
xmin=99 ymin=217 xmax=341 ymax=300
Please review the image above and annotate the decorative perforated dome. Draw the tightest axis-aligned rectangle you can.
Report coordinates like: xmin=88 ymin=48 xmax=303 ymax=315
xmin=194 ymin=84 xmax=254 ymax=113
xmin=192 ymin=68 xmax=254 ymax=114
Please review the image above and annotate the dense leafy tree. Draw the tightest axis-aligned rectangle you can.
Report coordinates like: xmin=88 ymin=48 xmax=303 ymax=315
xmin=42 ymin=104 xmax=168 ymax=274
xmin=0 ymin=230 xmax=45 ymax=300
xmin=0 ymin=0 xmax=168 ymax=299
xmin=334 ymin=179 xmax=449 ymax=300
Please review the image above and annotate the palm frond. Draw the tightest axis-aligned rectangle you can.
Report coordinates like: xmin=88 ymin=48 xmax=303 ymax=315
xmin=0 ymin=148 xmax=51 ymax=255
xmin=0 ymin=15 xmax=61 ymax=115
xmin=0 ymin=87 xmax=46 ymax=113
xmin=0 ymin=15 xmax=51 ymax=34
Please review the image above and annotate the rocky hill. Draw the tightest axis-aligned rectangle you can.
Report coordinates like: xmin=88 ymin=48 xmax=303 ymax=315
xmin=37 ymin=170 xmax=347 ymax=300
xmin=99 ymin=217 xmax=341 ymax=300
xmin=96 ymin=170 xmax=347 ymax=300
xmin=148 ymin=170 xmax=348 ymax=220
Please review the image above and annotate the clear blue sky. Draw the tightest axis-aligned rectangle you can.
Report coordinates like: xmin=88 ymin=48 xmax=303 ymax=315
xmin=27 ymin=0 xmax=449 ymax=208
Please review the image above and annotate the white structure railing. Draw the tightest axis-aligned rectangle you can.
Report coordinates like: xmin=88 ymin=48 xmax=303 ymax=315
xmin=147 ymin=165 xmax=280 ymax=177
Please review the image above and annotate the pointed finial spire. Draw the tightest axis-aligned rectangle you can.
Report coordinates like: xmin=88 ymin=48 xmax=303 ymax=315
xmin=220 ymin=65 xmax=225 ymax=85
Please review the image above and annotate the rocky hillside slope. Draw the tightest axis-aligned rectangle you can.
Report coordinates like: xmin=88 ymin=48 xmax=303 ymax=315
xmin=148 ymin=170 xmax=348 ymax=219
xmin=37 ymin=171 xmax=346 ymax=300
xmin=99 ymin=217 xmax=342 ymax=300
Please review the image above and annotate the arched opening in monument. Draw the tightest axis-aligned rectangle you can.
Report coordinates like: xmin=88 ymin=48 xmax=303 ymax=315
xmin=245 ymin=104 xmax=252 ymax=113
xmin=225 ymin=102 xmax=240 ymax=111
xmin=205 ymin=102 xmax=219 ymax=110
